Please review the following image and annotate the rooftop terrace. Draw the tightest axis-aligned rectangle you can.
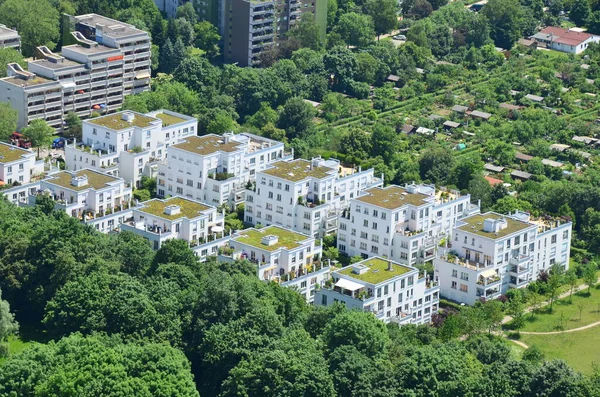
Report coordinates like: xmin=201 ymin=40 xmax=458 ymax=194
xmin=138 ymin=197 xmax=211 ymax=220
xmin=173 ymin=135 xmax=243 ymax=156
xmin=0 ymin=143 xmax=31 ymax=163
xmin=233 ymin=226 xmax=310 ymax=252
xmin=458 ymin=213 xmax=533 ymax=239
xmin=337 ymin=257 xmax=413 ymax=284
xmin=46 ymin=169 xmax=120 ymax=191
xmin=356 ymin=185 xmax=430 ymax=209
xmin=263 ymin=159 xmax=334 ymax=182
xmin=88 ymin=112 xmax=158 ymax=130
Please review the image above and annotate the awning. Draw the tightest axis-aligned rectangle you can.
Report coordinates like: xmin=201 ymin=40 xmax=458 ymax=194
xmin=135 ymin=72 xmax=150 ymax=79
xmin=211 ymin=226 xmax=224 ymax=233
xmin=335 ymin=278 xmax=364 ymax=291
xmin=261 ymin=264 xmax=277 ymax=272
xmin=480 ymin=269 xmax=497 ymax=278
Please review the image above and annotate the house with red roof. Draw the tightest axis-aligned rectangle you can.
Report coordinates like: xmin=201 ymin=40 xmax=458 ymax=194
xmin=531 ymin=27 xmax=600 ymax=54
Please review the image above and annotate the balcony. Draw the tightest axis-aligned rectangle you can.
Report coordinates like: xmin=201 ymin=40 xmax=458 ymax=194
xmin=476 ymin=272 xmax=501 ymax=287
xmin=509 ymin=275 xmax=530 ymax=289
xmin=439 ymin=251 xmax=493 ymax=272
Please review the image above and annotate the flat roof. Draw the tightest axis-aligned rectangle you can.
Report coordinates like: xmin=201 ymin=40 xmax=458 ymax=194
xmin=62 ymin=43 xmax=118 ymax=55
xmin=1 ymin=74 xmax=55 ymax=88
xmin=46 ymin=169 xmax=120 ymax=191
xmin=452 ymin=105 xmax=469 ymax=112
xmin=542 ymin=159 xmax=564 ymax=168
xmin=458 ymin=213 xmax=533 ymax=239
xmin=233 ymin=226 xmax=310 ymax=252
xmin=484 ymin=163 xmax=505 ymax=173
xmin=88 ymin=112 xmax=158 ymax=130
xmin=515 ymin=152 xmax=533 ymax=161
xmin=29 ymin=57 xmax=83 ymax=70
xmin=0 ymin=24 xmax=19 ymax=39
xmin=138 ymin=197 xmax=211 ymax=220
xmin=0 ymin=143 xmax=31 ymax=163
xmin=172 ymin=135 xmax=243 ymax=156
xmin=73 ymin=14 xmax=147 ymax=39
xmin=337 ymin=257 xmax=413 ymax=285
xmin=356 ymin=185 xmax=430 ymax=209
xmin=154 ymin=112 xmax=188 ymax=127
xmin=262 ymin=159 xmax=334 ymax=182
xmin=511 ymin=170 xmax=532 ymax=179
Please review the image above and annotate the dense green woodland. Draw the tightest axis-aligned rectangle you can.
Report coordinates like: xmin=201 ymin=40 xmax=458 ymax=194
xmin=0 ymin=199 xmax=599 ymax=396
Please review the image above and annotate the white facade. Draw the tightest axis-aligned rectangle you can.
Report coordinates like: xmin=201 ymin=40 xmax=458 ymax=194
xmin=220 ymin=225 xmax=327 ymax=302
xmin=0 ymin=14 xmax=151 ymax=131
xmin=157 ymin=133 xmax=290 ymax=207
xmin=245 ymin=158 xmax=383 ymax=238
xmin=434 ymin=211 xmax=572 ymax=305
xmin=316 ymin=257 xmax=440 ymax=325
xmin=66 ymin=110 xmax=196 ymax=187
xmin=32 ymin=168 xmax=133 ymax=232
xmin=120 ymin=196 xmax=224 ymax=251
xmin=338 ymin=184 xmax=479 ymax=267
xmin=0 ymin=24 xmax=20 ymax=50
xmin=0 ymin=142 xmax=45 ymax=203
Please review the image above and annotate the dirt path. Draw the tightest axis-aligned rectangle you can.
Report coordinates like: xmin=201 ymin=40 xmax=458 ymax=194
xmin=518 ymin=319 xmax=600 ymax=335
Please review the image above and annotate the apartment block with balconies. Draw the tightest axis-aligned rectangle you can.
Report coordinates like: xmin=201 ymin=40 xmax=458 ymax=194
xmin=434 ymin=211 xmax=572 ymax=305
xmin=245 ymin=157 xmax=382 ymax=239
xmin=0 ymin=24 xmax=20 ymax=51
xmin=220 ymin=225 xmax=327 ymax=302
xmin=316 ymin=257 xmax=440 ymax=325
xmin=338 ymin=183 xmax=478 ymax=267
xmin=157 ymin=132 xmax=289 ymax=207
xmin=66 ymin=110 xmax=196 ymax=187
xmin=0 ymin=142 xmax=45 ymax=204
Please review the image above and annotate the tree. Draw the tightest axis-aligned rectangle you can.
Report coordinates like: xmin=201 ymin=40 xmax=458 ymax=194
xmin=323 ymin=246 xmax=340 ymax=262
xmin=546 ymin=264 xmax=565 ymax=310
xmin=482 ymin=0 xmax=524 ymax=49
xmin=570 ymin=0 xmax=591 ymax=27
xmin=22 ymin=119 xmax=54 ymax=157
xmin=334 ymin=12 xmax=375 ymax=47
xmin=485 ymin=139 xmax=515 ymax=166
xmin=321 ymin=311 xmax=390 ymax=358
xmin=194 ymin=21 xmax=221 ymax=58
xmin=277 ymin=97 xmax=316 ymax=140
xmin=206 ymin=112 xmax=235 ymax=135
xmin=371 ymin=124 xmax=397 ymax=163
xmin=288 ymin=14 xmax=324 ymax=50
xmin=0 ymin=333 xmax=199 ymax=396
xmin=507 ymin=294 xmax=525 ymax=334
xmin=480 ymin=300 xmax=504 ymax=334
xmin=159 ymin=38 xmax=174 ymax=73
xmin=64 ymin=112 xmax=82 ymax=140
xmin=0 ymin=288 xmax=18 ymax=354
xmin=0 ymin=103 xmax=18 ymax=143
xmin=529 ymin=291 xmax=544 ymax=318
xmin=468 ymin=174 xmax=493 ymax=210
xmin=410 ymin=0 xmax=434 ymax=19
xmin=153 ymin=238 xmax=199 ymax=270
xmin=419 ymin=147 xmax=454 ymax=184
xmin=0 ymin=0 xmax=59 ymax=57
xmin=365 ymin=0 xmax=398 ymax=39
xmin=565 ymin=269 xmax=578 ymax=303
xmin=340 ymin=128 xmax=372 ymax=160
xmin=176 ymin=2 xmax=197 ymax=23
xmin=583 ymin=262 xmax=597 ymax=295
xmin=0 ymin=48 xmax=25 ymax=77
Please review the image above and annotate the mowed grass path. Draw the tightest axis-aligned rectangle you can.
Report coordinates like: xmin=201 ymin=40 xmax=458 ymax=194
xmin=519 ymin=326 xmax=600 ymax=376
xmin=518 ymin=287 xmax=600 ymax=333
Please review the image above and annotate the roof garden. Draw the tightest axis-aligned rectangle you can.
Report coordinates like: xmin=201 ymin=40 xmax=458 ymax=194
xmin=2 ymin=75 xmax=54 ymax=87
xmin=138 ymin=197 xmax=211 ymax=220
xmin=458 ymin=213 xmax=533 ymax=239
xmin=88 ymin=112 xmax=158 ymax=131
xmin=233 ymin=226 xmax=309 ymax=252
xmin=47 ymin=170 xmax=120 ymax=191
xmin=356 ymin=186 xmax=430 ymax=209
xmin=172 ymin=135 xmax=243 ymax=156
xmin=262 ymin=159 xmax=334 ymax=182
xmin=155 ymin=112 xmax=187 ymax=127
xmin=337 ymin=257 xmax=413 ymax=284
xmin=0 ymin=143 xmax=30 ymax=163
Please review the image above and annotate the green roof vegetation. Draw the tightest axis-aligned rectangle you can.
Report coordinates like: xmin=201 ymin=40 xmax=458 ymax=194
xmin=89 ymin=112 xmax=158 ymax=131
xmin=2 ymin=75 xmax=53 ymax=87
xmin=458 ymin=213 xmax=533 ymax=239
xmin=172 ymin=135 xmax=243 ymax=156
xmin=138 ymin=197 xmax=211 ymax=220
xmin=356 ymin=186 xmax=430 ymax=209
xmin=47 ymin=170 xmax=120 ymax=191
xmin=155 ymin=112 xmax=187 ymax=127
xmin=263 ymin=159 xmax=334 ymax=182
xmin=0 ymin=143 xmax=30 ymax=163
xmin=233 ymin=226 xmax=309 ymax=251
xmin=337 ymin=257 xmax=413 ymax=284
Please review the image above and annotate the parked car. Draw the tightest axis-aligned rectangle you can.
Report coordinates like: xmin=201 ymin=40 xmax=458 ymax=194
xmin=10 ymin=132 xmax=31 ymax=149
xmin=52 ymin=137 xmax=66 ymax=149
xmin=393 ymin=35 xmax=407 ymax=41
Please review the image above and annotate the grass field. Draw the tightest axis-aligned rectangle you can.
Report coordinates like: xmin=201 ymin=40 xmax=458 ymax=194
xmin=515 ymin=287 xmax=600 ymax=333
xmin=0 ymin=336 xmax=33 ymax=366
xmin=518 ymin=327 xmax=600 ymax=375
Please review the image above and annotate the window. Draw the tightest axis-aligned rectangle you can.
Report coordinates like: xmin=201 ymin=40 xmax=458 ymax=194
xmin=373 ymin=209 xmax=378 ymax=217
xmin=383 ymin=238 xmax=389 ymax=245
xmin=451 ymin=281 xmax=457 ymax=289
xmin=268 ymin=192 xmax=273 ymax=199
xmin=363 ymin=220 xmax=368 ymax=227
xmin=372 ymin=222 xmax=377 ymax=230
xmin=6 ymin=166 xmax=11 ymax=174
xmin=372 ymin=235 xmax=379 ymax=243
xmin=551 ymin=234 xmax=557 ymax=244
xmin=460 ymin=272 xmax=468 ymax=281
xmin=459 ymin=284 xmax=468 ymax=293
xmin=452 ymin=269 xmax=457 ymax=278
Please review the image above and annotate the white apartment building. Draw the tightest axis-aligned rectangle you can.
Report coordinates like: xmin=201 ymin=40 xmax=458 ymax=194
xmin=31 ymin=169 xmax=133 ymax=232
xmin=0 ymin=24 xmax=20 ymax=50
xmin=220 ymin=225 xmax=328 ymax=302
xmin=157 ymin=133 xmax=290 ymax=207
xmin=316 ymin=257 xmax=440 ymax=325
xmin=66 ymin=110 xmax=196 ymax=187
xmin=120 ymin=196 xmax=224 ymax=251
xmin=0 ymin=142 xmax=45 ymax=203
xmin=245 ymin=158 xmax=383 ymax=238
xmin=0 ymin=14 xmax=150 ymax=130
xmin=338 ymin=184 xmax=479 ymax=267
xmin=435 ymin=211 xmax=572 ymax=305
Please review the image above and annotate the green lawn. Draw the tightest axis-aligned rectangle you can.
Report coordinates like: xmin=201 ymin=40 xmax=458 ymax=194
xmin=514 ymin=287 xmax=600 ymax=333
xmin=518 ymin=327 xmax=600 ymax=376
xmin=0 ymin=336 xmax=33 ymax=366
